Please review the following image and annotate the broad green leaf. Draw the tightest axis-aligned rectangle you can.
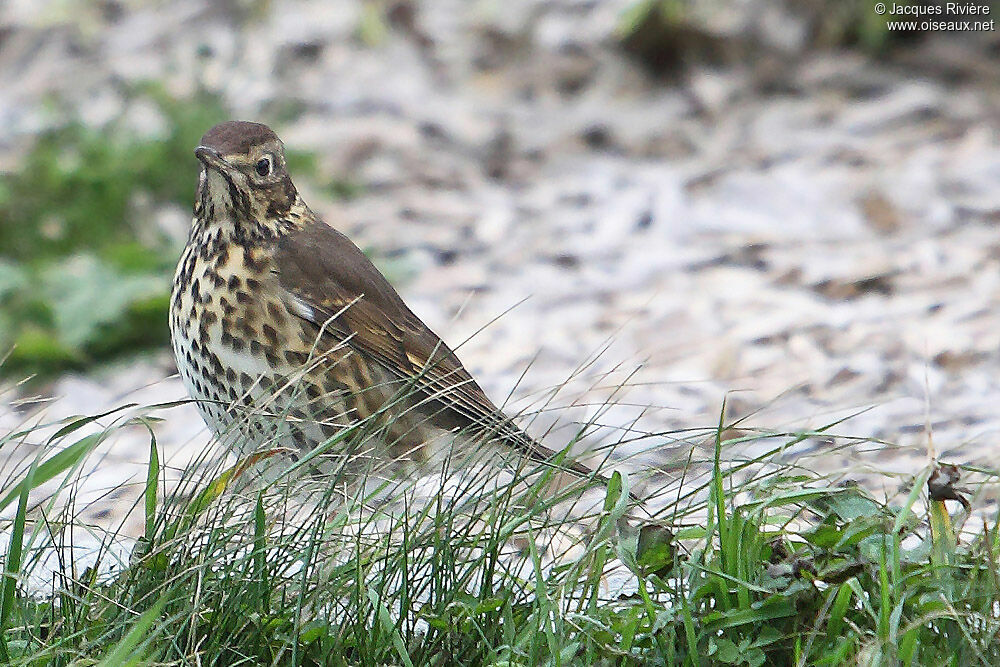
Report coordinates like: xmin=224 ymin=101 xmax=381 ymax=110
xmin=43 ymin=254 xmax=165 ymax=350
xmin=0 ymin=260 xmax=28 ymax=299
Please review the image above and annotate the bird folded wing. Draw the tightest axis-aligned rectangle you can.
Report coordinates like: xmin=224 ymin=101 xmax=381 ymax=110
xmin=274 ymin=220 xmax=596 ymax=478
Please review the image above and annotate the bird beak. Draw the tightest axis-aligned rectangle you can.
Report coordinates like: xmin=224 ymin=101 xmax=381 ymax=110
xmin=194 ymin=146 xmax=231 ymax=172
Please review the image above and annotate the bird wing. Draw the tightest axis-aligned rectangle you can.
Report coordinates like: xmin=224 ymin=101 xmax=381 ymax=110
xmin=274 ymin=218 xmax=596 ymax=478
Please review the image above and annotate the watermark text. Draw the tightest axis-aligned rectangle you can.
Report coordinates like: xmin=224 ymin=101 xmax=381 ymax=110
xmin=873 ymin=2 xmax=995 ymax=32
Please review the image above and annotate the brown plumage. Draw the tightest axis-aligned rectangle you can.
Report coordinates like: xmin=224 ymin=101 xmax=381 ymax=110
xmin=170 ymin=120 xmax=604 ymax=487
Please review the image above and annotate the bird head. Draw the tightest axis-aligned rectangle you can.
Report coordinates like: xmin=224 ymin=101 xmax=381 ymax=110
xmin=194 ymin=121 xmax=299 ymax=227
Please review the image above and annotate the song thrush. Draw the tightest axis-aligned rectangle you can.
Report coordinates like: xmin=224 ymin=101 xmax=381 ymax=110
xmin=169 ymin=120 xmax=606 ymax=488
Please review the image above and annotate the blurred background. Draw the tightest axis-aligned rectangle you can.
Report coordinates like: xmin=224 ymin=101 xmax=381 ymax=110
xmin=0 ymin=0 xmax=998 ymax=530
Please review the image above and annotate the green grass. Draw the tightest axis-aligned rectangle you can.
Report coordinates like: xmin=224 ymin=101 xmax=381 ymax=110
xmin=0 ymin=394 xmax=996 ymax=666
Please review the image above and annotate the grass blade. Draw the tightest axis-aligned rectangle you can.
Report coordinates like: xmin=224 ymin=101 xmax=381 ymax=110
xmin=0 ymin=433 xmax=102 ymax=513
xmin=0 ymin=451 xmax=38 ymax=661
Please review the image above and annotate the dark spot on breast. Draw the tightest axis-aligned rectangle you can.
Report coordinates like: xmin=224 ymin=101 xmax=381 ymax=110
xmin=230 ymin=337 xmax=246 ymax=352
xmin=262 ymin=324 xmax=279 ymax=346
xmin=320 ymin=422 xmax=342 ymax=440
xmin=324 ymin=378 xmax=349 ymax=394
xmin=228 ymin=275 xmax=241 ymax=291
xmin=284 ymin=350 xmax=306 ymax=366
xmin=250 ymin=339 xmax=264 ymax=356
xmin=236 ymin=291 xmax=251 ymax=304
xmin=246 ymin=278 xmax=261 ymax=291
xmin=288 ymin=426 xmax=309 ymax=451
xmin=237 ymin=317 xmax=255 ymax=337
xmin=298 ymin=323 xmax=318 ymax=346
xmin=225 ymin=367 xmax=236 ymax=383
xmin=265 ymin=349 xmax=281 ymax=366
xmin=342 ymin=392 xmax=360 ymax=418
xmin=221 ymin=298 xmax=235 ymax=315
xmin=202 ymin=310 xmax=218 ymax=326
xmin=243 ymin=251 xmax=267 ymax=273
xmin=267 ymin=301 xmax=287 ymax=326
xmin=213 ymin=273 xmax=226 ymax=288
xmin=226 ymin=181 xmax=242 ymax=210
xmin=180 ymin=255 xmax=195 ymax=283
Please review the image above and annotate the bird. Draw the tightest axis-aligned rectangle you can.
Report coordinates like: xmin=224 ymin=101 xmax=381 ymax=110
xmin=169 ymin=120 xmax=614 ymax=494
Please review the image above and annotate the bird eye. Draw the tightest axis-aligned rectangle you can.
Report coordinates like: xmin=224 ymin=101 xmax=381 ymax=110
xmin=255 ymin=157 xmax=272 ymax=177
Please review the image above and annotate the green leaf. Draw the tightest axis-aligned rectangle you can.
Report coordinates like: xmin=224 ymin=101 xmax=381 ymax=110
xmin=808 ymin=485 xmax=881 ymax=522
xmin=145 ymin=434 xmax=159 ymax=542
xmin=636 ymin=523 xmax=675 ymax=578
xmin=0 ymin=260 xmax=28 ymax=299
xmin=826 ymin=582 xmax=854 ymax=640
xmin=43 ymin=254 xmax=165 ymax=350
xmin=713 ymin=637 xmax=740 ymax=663
xmin=702 ymin=597 xmax=797 ymax=633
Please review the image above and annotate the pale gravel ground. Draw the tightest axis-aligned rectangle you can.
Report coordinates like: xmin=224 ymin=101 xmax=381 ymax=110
xmin=1 ymin=0 xmax=1000 ymax=546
